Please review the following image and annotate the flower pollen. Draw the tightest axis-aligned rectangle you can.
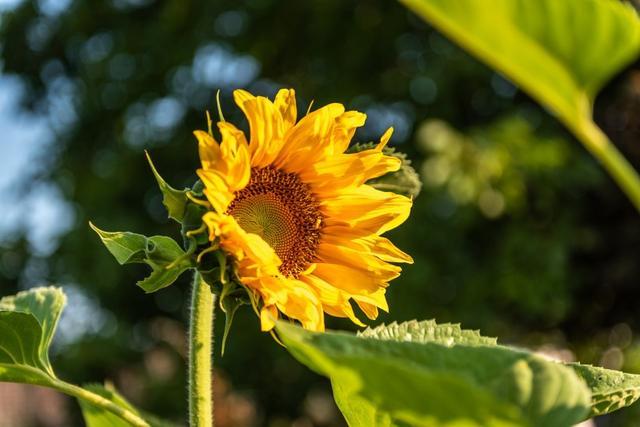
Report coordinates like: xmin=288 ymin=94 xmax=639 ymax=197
xmin=227 ymin=166 xmax=323 ymax=277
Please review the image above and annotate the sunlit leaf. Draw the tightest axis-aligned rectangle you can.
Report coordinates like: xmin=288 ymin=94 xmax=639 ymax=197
xmin=400 ymin=0 xmax=640 ymax=130
xmin=90 ymin=223 xmax=148 ymax=265
xmin=400 ymin=0 xmax=640 ymax=210
xmin=278 ymin=321 xmax=590 ymax=427
xmin=570 ymin=363 xmax=640 ymax=417
xmin=358 ymin=320 xmax=496 ymax=346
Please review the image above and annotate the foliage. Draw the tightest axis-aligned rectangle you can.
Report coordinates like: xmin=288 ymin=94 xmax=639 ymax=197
xmin=0 ymin=287 xmax=65 ymax=383
xmin=571 ymin=363 xmax=640 ymax=417
xmin=0 ymin=0 xmax=639 ymax=425
xmin=401 ymin=0 xmax=640 ymax=209
xmin=279 ymin=321 xmax=590 ymax=427
xmin=358 ymin=319 xmax=496 ymax=346
xmin=90 ymin=223 xmax=193 ymax=292
xmin=417 ymin=116 xmax=584 ymax=218
xmin=0 ymin=287 xmax=158 ymax=426
xmin=280 ymin=320 xmax=640 ymax=426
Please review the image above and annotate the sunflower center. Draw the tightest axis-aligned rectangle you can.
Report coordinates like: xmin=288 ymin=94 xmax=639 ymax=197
xmin=227 ymin=166 xmax=323 ymax=277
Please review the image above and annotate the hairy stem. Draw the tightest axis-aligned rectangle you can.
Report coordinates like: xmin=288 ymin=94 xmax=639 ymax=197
xmin=189 ymin=271 xmax=216 ymax=427
xmin=51 ymin=379 xmax=149 ymax=427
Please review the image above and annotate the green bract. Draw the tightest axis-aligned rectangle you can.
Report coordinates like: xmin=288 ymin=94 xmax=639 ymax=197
xmin=145 ymin=151 xmax=189 ymax=223
xmin=90 ymin=223 xmax=194 ymax=293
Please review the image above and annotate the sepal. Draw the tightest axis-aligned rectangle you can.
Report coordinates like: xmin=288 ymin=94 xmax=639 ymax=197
xmin=349 ymin=142 xmax=422 ymax=198
xmin=145 ymin=151 xmax=189 ymax=223
xmin=197 ymin=249 xmax=250 ymax=355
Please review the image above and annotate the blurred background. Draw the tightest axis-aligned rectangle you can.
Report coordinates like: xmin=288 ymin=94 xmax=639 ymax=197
xmin=0 ymin=0 xmax=639 ymax=426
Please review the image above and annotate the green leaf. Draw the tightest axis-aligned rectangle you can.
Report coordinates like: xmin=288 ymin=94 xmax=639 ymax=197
xmin=136 ymin=260 xmax=192 ymax=293
xmin=80 ymin=383 xmax=176 ymax=427
xmin=277 ymin=321 xmax=590 ymax=427
xmin=138 ymin=235 xmax=193 ymax=292
xmin=90 ymin=222 xmax=148 ymax=265
xmin=569 ymin=363 xmax=640 ymax=417
xmin=358 ymin=320 xmax=497 ymax=346
xmin=400 ymin=0 xmax=640 ymax=210
xmin=145 ymin=151 xmax=188 ymax=222
xmin=0 ymin=287 xmax=65 ymax=381
xmin=0 ymin=288 xmax=153 ymax=426
xmin=400 ymin=0 xmax=640 ymax=130
xmin=91 ymin=224 xmax=194 ymax=292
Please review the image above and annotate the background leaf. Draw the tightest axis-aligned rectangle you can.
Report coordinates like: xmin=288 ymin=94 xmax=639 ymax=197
xmin=278 ymin=321 xmax=590 ymax=427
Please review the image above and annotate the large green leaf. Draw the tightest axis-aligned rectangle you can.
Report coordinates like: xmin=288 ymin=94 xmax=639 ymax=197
xmin=358 ymin=320 xmax=496 ymax=346
xmin=91 ymin=223 xmax=194 ymax=292
xmin=0 ymin=287 xmax=65 ymax=383
xmin=570 ymin=363 xmax=640 ymax=417
xmin=278 ymin=321 xmax=590 ymax=427
xmin=400 ymin=0 xmax=640 ymax=209
xmin=400 ymin=0 xmax=640 ymax=130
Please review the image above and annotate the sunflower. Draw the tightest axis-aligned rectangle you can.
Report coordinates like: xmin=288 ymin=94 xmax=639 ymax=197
xmin=195 ymin=89 xmax=413 ymax=332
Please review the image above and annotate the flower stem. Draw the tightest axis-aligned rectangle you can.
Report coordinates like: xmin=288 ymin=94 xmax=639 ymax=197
xmin=189 ymin=271 xmax=216 ymax=427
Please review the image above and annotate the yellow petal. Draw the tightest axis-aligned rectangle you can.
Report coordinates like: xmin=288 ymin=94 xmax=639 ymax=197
xmin=317 ymin=241 xmax=402 ymax=282
xmin=274 ymin=103 xmax=345 ymax=172
xmin=313 ymin=263 xmax=385 ymax=295
xmin=274 ymin=88 xmax=297 ymax=130
xmin=353 ymin=288 xmax=389 ymax=320
xmin=362 ymin=235 xmax=414 ymax=264
xmin=233 ymin=89 xmax=286 ymax=167
xmin=197 ymin=170 xmax=234 ymax=213
xmin=260 ymin=305 xmax=279 ymax=331
xmin=217 ymin=122 xmax=251 ymax=191
xmin=195 ymin=130 xmax=222 ymax=170
xmin=302 ymin=274 xmax=366 ymax=327
xmin=376 ymin=127 xmax=394 ymax=150
xmin=321 ymin=186 xmax=412 ymax=234
xmin=329 ymin=111 xmax=367 ymax=155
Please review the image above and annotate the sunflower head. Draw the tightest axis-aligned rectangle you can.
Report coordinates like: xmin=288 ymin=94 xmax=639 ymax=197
xmin=196 ymin=89 xmax=414 ymax=332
